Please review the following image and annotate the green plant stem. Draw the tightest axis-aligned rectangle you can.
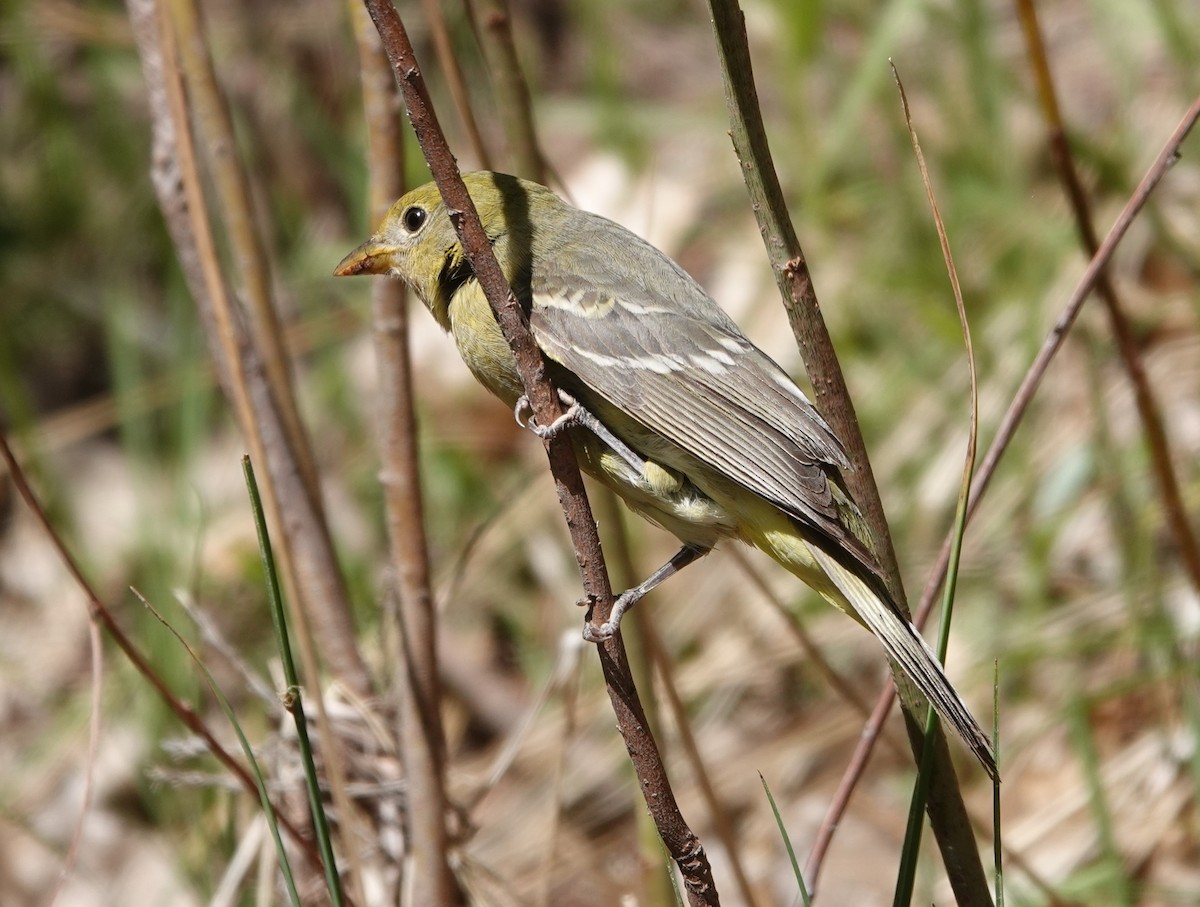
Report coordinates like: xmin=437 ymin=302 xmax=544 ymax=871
xmin=890 ymin=56 xmax=983 ymax=904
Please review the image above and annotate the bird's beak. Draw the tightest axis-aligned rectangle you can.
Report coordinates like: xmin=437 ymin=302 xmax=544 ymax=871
xmin=333 ymin=239 xmax=393 ymax=277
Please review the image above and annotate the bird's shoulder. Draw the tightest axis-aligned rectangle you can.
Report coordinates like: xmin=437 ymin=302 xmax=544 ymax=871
xmin=528 ymin=210 xmax=741 ymax=328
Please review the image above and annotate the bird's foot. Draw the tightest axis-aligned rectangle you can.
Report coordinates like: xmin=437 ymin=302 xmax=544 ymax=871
xmin=582 ymin=587 xmax=644 ymax=642
xmin=514 ymin=390 xmax=647 ymax=475
xmin=514 ymin=389 xmax=583 ymax=439
xmin=580 ymin=545 xmax=710 ymax=643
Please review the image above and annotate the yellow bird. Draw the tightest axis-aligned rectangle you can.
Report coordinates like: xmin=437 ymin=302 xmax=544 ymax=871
xmin=336 ymin=171 xmax=994 ymax=778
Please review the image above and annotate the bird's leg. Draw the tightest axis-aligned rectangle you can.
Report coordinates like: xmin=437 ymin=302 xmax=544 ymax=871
xmin=514 ymin=390 xmax=647 ymax=476
xmin=583 ymin=544 xmax=711 ymax=642
xmin=513 ymin=393 xmax=709 ymax=638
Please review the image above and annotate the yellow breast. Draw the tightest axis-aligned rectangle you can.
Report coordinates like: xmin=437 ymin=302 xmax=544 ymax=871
xmin=447 ymin=282 xmax=526 ymax=407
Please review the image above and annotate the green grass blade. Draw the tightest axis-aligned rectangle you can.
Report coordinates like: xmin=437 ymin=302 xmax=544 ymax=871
xmin=993 ymin=660 xmax=1003 ymax=907
xmin=243 ymin=456 xmax=345 ymax=907
xmin=760 ymin=773 xmax=811 ymax=907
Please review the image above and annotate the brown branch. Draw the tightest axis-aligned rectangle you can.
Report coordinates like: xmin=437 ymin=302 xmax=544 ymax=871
xmin=348 ymin=1 xmax=457 ymax=902
xmin=704 ymin=1 xmax=989 ymax=901
xmin=805 ymin=675 xmax=897 ymax=884
xmin=161 ymin=0 xmax=371 ymax=698
xmin=1015 ymin=0 xmax=1200 ymax=594
xmin=0 ymin=430 xmax=332 ymax=886
xmin=358 ymin=1 xmax=718 ymax=902
xmin=146 ymin=6 xmax=373 ymax=900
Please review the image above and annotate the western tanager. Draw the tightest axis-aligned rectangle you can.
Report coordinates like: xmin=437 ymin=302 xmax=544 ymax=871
xmin=335 ymin=171 xmax=994 ymax=777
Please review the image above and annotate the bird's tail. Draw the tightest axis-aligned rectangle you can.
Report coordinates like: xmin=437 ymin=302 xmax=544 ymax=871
xmin=806 ymin=543 xmax=998 ymax=781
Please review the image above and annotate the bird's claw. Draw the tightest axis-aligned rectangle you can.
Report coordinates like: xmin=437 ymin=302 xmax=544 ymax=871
xmin=582 ymin=620 xmax=617 ymax=643
xmin=581 ymin=588 xmax=639 ymax=643
xmin=515 ymin=390 xmax=648 ymax=477
xmin=513 ymin=390 xmax=581 ymax=439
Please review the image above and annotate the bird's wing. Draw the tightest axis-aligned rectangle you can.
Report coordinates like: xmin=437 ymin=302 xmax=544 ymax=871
xmin=528 ymin=258 xmax=876 ymax=570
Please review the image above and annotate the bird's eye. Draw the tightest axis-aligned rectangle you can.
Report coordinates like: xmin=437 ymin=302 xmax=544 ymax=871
xmin=401 ymin=205 xmax=427 ymax=233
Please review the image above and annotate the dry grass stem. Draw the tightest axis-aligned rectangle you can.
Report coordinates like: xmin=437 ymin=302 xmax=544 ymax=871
xmin=349 ymin=0 xmax=458 ymax=901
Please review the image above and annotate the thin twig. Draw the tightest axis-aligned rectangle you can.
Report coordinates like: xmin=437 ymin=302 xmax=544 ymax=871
xmin=0 ymin=431 xmax=330 ymax=882
xmin=917 ymin=93 xmax=1200 ymax=634
xmin=729 ymin=548 xmax=908 ymax=757
xmin=642 ymin=617 xmax=762 ymax=907
xmin=467 ymin=631 xmax=583 ymax=812
xmin=466 ymin=0 xmax=545 ymax=181
xmin=1015 ymin=0 xmax=1200 ymax=595
xmin=176 ymin=591 xmax=280 ymax=710
xmin=359 ymin=2 xmax=717 ymax=902
xmin=804 ymin=674 xmax=896 ymax=886
xmin=417 ymin=0 xmax=492 ymax=168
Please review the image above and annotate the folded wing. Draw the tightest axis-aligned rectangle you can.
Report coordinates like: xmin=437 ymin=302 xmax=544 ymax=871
xmin=528 ymin=247 xmax=878 ymax=577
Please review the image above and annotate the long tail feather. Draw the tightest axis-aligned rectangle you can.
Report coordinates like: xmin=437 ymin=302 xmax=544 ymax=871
xmin=807 ymin=544 xmax=998 ymax=780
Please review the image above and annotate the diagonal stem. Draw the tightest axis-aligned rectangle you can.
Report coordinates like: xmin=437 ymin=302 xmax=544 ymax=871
xmin=1015 ymin=0 xmax=1200 ymax=595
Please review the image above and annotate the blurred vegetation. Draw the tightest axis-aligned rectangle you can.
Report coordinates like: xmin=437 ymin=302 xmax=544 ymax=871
xmin=2 ymin=0 xmax=1200 ymax=903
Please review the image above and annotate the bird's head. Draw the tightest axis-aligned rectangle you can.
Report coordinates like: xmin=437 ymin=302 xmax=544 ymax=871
xmin=334 ymin=171 xmax=540 ymax=330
